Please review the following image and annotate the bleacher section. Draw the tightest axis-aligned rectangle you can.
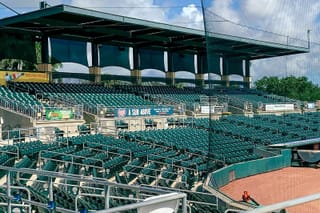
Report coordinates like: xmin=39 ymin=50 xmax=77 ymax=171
xmin=189 ymin=112 xmax=320 ymax=145
xmin=0 ymin=111 xmax=319 ymax=212
xmin=13 ymin=83 xmax=159 ymax=115
xmin=0 ymin=86 xmax=43 ymax=118
xmin=122 ymin=127 xmax=259 ymax=164
xmin=0 ymin=82 xmax=318 ymax=212
xmin=118 ymin=85 xmax=300 ymax=114
xmin=119 ymin=85 xmax=207 ymax=110
xmin=4 ymin=83 xmax=302 ymax=119
xmin=0 ymin=133 xmax=222 ymax=212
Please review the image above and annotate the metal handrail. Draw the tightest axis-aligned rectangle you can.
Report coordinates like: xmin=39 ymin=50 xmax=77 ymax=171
xmin=0 ymin=165 xmax=174 ymax=194
xmin=0 ymin=165 xmax=188 ymax=213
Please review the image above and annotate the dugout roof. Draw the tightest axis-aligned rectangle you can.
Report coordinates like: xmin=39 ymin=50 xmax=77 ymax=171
xmin=0 ymin=4 xmax=308 ymax=60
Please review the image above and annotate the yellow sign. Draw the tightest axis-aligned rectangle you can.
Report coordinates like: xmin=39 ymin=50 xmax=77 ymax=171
xmin=0 ymin=71 xmax=49 ymax=85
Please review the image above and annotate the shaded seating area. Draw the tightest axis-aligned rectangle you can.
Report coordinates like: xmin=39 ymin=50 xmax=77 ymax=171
xmin=118 ymin=85 xmax=300 ymax=113
xmin=12 ymin=82 xmax=159 ymax=115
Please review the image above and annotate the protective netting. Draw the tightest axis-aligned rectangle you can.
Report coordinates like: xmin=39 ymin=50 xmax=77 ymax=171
xmin=201 ymin=0 xmax=310 ymax=48
xmin=202 ymin=1 xmax=320 ymax=174
xmin=201 ymin=0 xmax=319 ymax=85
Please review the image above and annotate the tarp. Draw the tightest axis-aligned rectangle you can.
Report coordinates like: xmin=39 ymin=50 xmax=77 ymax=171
xmin=297 ymin=150 xmax=320 ymax=163
xmin=51 ymin=38 xmax=88 ymax=66
xmin=139 ymin=48 xmax=164 ymax=70
xmin=203 ymin=53 xmax=220 ymax=75
xmin=100 ymin=45 xmax=130 ymax=69
xmin=223 ymin=57 xmax=243 ymax=76
xmin=170 ymin=52 xmax=195 ymax=73
xmin=0 ymin=31 xmax=36 ymax=63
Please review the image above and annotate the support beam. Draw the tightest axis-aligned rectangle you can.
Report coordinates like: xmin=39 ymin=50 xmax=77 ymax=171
xmin=195 ymin=73 xmax=204 ymax=88
xmin=91 ymin=42 xmax=99 ymax=67
xmin=89 ymin=67 xmax=101 ymax=83
xmin=165 ymin=72 xmax=175 ymax=86
xmin=37 ymin=63 xmax=52 ymax=82
xmin=244 ymin=59 xmax=251 ymax=88
xmin=166 ymin=50 xmax=175 ymax=86
xmin=245 ymin=59 xmax=251 ymax=77
xmin=131 ymin=70 xmax=141 ymax=85
xmin=41 ymin=35 xmax=49 ymax=64
xmin=221 ymin=75 xmax=230 ymax=87
xmin=243 ymin=76 xmax=252 ymax=89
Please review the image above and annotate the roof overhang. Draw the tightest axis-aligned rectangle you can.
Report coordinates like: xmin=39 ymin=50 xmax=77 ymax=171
xmin=0 ymin=4 xmax=309 ymax=59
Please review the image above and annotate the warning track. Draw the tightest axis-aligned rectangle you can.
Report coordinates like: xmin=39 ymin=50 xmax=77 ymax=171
xmin=220 ymin=167 xmax=320 ymax=213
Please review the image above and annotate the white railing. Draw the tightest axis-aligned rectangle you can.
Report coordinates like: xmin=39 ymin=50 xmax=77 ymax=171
xmin=0 ymin=166 xmax=188 ymax=213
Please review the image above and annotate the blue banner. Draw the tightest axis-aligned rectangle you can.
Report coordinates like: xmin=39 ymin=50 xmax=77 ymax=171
xmin=115 ymin=107 xmax=174 ymax=117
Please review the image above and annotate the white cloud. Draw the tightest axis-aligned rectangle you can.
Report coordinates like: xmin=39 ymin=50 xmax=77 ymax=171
xmin=243 ymin=0 xmax=279 ymax=18
xmin=204 ymin=0 xmax=320 ymax=84
xmin=3 ymin=0 xmax=320 ymax=84
xmin=70 ymin=0 xmax=168 ymax=23
xmin=170 ymin=4 xmax=203 ymax=29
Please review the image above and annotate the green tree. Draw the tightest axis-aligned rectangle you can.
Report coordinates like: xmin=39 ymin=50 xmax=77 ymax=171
xmin=0 ymin=41 xmax=62 ymax=71
xmin=255 ymin=76 xmax=320 ymax=101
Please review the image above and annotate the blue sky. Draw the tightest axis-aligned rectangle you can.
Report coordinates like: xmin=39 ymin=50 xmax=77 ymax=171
xmin=0 ymin=0 xmax=203 ymax=24
xmin=0 ymin=0 xmax=320 ymax=84
xmin=0 ymin=0 xmax=201 ymax=19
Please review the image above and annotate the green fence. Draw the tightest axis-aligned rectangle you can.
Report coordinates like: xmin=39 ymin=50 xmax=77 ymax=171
xmin=210 ymin=149 xmax=291 ymax=188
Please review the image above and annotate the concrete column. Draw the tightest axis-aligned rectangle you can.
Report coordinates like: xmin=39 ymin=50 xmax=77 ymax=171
xmin=41 ymin=35 xmax=49 ymax=64
xmin=221 ymin=57 xmax=230 ymax=87
xmin=243 ymin=76 xmax=252 ymax=89
xmin=314 ymin=143 xmax=319 ymax=150
xmin=37 ymin=63 xmax=52 ymax=82
xmin=131 ymin=69 xmax=141 ymax=85
xmin=195 ymin=73 xmax=204 ymax=88
xmin=244 ymin=59 xmax=251 ymax=88
xmin=39 ymin=34 xmax=52 ymax=82
xmin=166 ymin=50 xmax=175 ymax=86
xmin=89 ymin=67 xmax=101 ymax=83
xmin=166 ymin=72 xmax=175 ymax=86
xmin=221 ymin=75 xmax=230 ymax=87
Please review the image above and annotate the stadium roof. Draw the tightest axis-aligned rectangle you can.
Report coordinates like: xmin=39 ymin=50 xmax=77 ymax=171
xmin=0 ymin=4 xmax=309 ymax=60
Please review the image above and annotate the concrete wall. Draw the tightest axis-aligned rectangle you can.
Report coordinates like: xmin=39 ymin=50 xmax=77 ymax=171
xmin=0 ymin=108 xmax=32 ymax=130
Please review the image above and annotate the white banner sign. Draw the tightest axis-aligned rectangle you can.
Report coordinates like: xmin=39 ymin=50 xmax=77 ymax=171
xmin=201 ymin=106 xmax=215 ymax=114
xmin=265 ymin=104 xmax=294 ymax=112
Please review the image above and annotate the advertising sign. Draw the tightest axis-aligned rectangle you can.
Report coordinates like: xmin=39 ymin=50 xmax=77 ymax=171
xmin=115 ymin=107 xmax=174 ymax=117
xmin=0 ymin=71 xmax=49 ymax=85
xmin=46 ymin=109 xmax=74 ymax=120
xmin=265 ymin=104 xmax=294 ymax=112
xmin=200 ymin=106 xmax=215 ymax=114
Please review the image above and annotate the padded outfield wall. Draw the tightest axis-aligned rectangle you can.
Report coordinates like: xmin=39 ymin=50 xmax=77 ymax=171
xmin=209 ymin=149 xmax=292 ymax=188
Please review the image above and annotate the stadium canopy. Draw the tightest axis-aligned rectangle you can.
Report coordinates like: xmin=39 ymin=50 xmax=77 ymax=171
xmin=0 ymin=4 xmax=308 ymax=60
